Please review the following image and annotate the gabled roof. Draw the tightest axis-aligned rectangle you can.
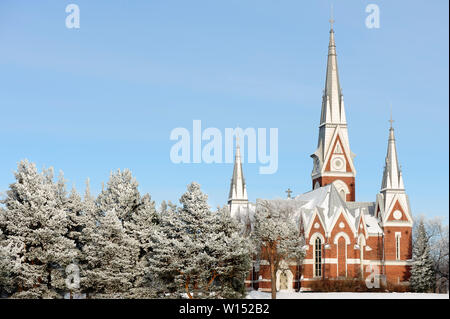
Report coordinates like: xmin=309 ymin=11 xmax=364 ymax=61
xmin=292 ymin=184 xmax=354 ymax=237
xmin=234 ymin=185 xmax=383 ymax=238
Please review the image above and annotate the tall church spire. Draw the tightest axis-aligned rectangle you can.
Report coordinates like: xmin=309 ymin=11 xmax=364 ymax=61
xmin=381 ymin=119 xmax=405 ymax=190
xmin=320 ymin=21 xmax=346 ymax=125
xmin=228 ymin=135 xmax=248 ymax=217
xmin=311 ymin=20 xmax=356 ymax=202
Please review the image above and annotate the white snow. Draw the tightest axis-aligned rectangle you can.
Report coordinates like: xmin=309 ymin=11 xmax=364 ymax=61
xmin=246 ymin=290 xmax=449 ymax=299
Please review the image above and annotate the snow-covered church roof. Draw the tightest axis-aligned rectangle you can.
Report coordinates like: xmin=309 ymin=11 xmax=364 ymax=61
xmin=235 ymin=183 xmax=382 ymax=238
xmin=293 ymin=184 xmax=382 ymax=237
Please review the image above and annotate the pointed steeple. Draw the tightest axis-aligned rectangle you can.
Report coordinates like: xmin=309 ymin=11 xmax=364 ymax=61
xmin=320 ymin=22 xmax=346 ymax=125
xmin=311 ymin=19 xmax=356 ymax=201
xmin=381 ymin=118 xmax=405 ymax=190
xmin=228 ymin=135 xmax=248 ymax=203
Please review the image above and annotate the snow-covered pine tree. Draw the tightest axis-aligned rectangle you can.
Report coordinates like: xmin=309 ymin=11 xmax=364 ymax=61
xmin=60 ymin=186 xmax=88 ymax=298
xmin=78 ymin=178 xmax=99 ymax=296
xmin=0 ymin=160 xmax=77 ymax=298
xmin=411 ymin=219 xmax=435 ymax=292
xmin=207 ymin=206 xmax=252 ymax=298
xmin=253 ymin=199 xmax=305 ymax=299
xmin=94 ymin=169 xmax=158 ymax=297
xmin=82 ymin=209 xmax=140 ymax=298
xmin=149 ymin=182 xmax=217 ymax=298
xmin=124 ymin=193 xmax=160 ymax=298
xmin=65 ymin=187 xmax=85 ymax=251
xmin=0 ymin=230 xmax=23 ymax=297
xmin=149 ymin=182 xmax=252 ymax=299
xmin=97 ymin=169 xmax=141 ymax=222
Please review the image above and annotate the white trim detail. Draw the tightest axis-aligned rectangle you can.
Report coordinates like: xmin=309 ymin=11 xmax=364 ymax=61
xmin=333 ymin=232 xmax=351 ymax=245
xmin=309 ymin=232 xmax=326 ymax=245
xmin=303 ymin=258 xmax=338 ymax=264
xmin=395 ymin=232 xmax=402 ymax=261
xmin=302 ymin=259 xmax=412 ymax=266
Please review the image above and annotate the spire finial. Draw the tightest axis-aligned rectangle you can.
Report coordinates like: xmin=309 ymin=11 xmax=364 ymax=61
xmin=329 ymin=4 xmax=335 ymax=30
xmin=389 ymin=103 xmax=394 ymax=129
xmin=236 ymin=125 xmax=240 ymax=147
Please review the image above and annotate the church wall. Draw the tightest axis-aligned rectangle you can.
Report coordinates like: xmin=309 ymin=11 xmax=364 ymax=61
xmin=312 ymin=176 xmax=355 ymax=201
xmin=383 ymin=226 xmax=412 ymax=261
xmin=384 ymin=265 xmax=412 ymax=284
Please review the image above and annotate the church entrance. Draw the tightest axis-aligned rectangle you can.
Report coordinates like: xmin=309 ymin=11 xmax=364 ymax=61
xmin=279 ymin=271 xmax=288 ymax=290
xmin=276 ymin=261 xmax=294 ymax=291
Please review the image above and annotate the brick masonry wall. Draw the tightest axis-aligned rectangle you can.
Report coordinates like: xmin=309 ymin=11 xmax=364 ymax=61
xmin=312 ymin=176 xmax=355 ymax=201
xmin=244 ymin=214 xmax=413 ymax=290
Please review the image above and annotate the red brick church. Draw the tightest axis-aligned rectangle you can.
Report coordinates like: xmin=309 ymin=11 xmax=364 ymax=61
xmin=227 ymin=23 xmax=413 ymax=291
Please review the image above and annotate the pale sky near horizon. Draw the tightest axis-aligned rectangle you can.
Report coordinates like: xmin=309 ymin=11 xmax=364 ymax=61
xmin=0 ymin=1 xmax=448 ymax=222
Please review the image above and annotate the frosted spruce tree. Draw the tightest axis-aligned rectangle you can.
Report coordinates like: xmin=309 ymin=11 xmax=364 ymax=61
xmin=0 ymin=160 xmax=77 ymax=298
xmin=253 ymin=199 xmax=305 ymax=299
xmin=124 ymin=193 xmax=160 ymax=297
xmin=83 ymin=170 xmax=158 ymax=298
xmin=149 ymin=182 xmax=213 ymax=298
xmin=410 ymin=219 xmax=435 ymax=292
xmin=149 ymin=182 xmax=252 ymax=299
xmin=209 ymin=206 xmax=252 ymax=298
xmin=65 ymin=187 xmax=86 ymax=251
xmin=82 ymin=209 xmax=140 ymax=298
xmin=0 ymin=230 xmax=23 ymax=297
xmin=97 ymin=169 xmax=141 ymax=222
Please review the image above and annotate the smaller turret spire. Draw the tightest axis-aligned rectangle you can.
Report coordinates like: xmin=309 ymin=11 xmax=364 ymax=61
xmin=228 ymin=134 xmax=248 ymax=203
xmin=381 ymin=116 xmax=405 ymax=191
xmin=228 ymin=134 xmax=249 ymax=218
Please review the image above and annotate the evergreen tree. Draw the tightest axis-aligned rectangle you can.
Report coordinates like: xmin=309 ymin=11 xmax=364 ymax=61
xmin=208 ymin=206 xmax=252 ymax=298
xmin=124 ymin=193 xmax=159 ymax=297
xmin=83 ymin=170 xmax=158 ymax=298
xmin=97 ymin=169 xmax=141 ymax=222
xmin=0 ymin=230 xmax=23 ymax=297
xmin=66 ymin=187 xmax=85 ymax=251
xmin=411 ymin=220 xmax=435 ymax=292
xmin=149 ymin=182 xmax=252 ymax=299
xmin=82 ymin=209 xmax=140 ymax=298
xmin=0 ymin=160 xmax=77 ymax=298
xmin=149 ymin=182 xmax=211 ymax=298
xmin=253 ymin=199 xmax=305 ymax=299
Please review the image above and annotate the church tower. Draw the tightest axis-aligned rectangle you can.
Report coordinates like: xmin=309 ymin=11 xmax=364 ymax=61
xmin=311 ymin=21 xmax=356 ymax=201
xmin=375 ymin=119 xmax=413 ymax=283
xmin=228 ymin=137 xmax=249 ymax=218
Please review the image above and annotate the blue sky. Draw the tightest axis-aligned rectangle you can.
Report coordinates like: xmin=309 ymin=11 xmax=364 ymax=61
xmin=0 ymin=1 xmax=448 ymax=221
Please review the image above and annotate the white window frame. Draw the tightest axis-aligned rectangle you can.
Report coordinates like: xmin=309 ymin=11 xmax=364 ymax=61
xmin=395 ymin=232 xmax=401 ymax=260
xmin=314 ymin=237 xmax=322 ymax=277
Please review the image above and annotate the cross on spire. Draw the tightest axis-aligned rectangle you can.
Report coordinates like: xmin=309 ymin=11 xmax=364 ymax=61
xmin=285 ymin=188 xmax=293 ymax=199
xmin=389 ymin=106 xmax=394 ymax=128
xmin=329 ymin=4 xmax=335 ymax=29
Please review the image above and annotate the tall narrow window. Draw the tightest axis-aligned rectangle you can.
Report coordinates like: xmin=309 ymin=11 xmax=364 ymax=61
xmin=395 ymin=233 xmax=401 ymax=260
xmin=314 ymin=237 xmax=322 ymax=277
xmin=359 ymin=237 xmax=364 ymax=274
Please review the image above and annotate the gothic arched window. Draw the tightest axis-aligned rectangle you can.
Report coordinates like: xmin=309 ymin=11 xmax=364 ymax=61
xmin=314 ymin=237 xmax=322 ymax=277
